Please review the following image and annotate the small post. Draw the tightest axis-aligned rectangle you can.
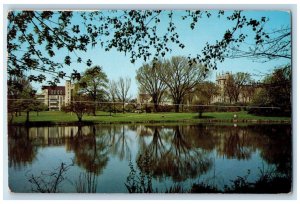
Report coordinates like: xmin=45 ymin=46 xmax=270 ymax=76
xmin=233 ymin=114 xmax=238 ymax=123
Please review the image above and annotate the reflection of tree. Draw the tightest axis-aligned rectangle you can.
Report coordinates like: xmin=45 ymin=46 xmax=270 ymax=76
xmin=136 ymin=127 xmax=166 ymax=177
xmin=203 ymin=124 xmax=291 ymax=177
xmin=137 ymin=126 xmax=212 ymax=182
xmin=8 ymin=126 xmax=37 ymax=169
xmin=162 ymin=126 xmax=212 ymax=182
xmin=147 ymin=128 xmax=166 ymax=159
xmin=75 ymin=171 xmax=98 ymax=193
xmin=108 ymin=125 xmax=132 ymax=161
xmin=69 ymin=125 xmax=109 ymax=175
xmin=249 ymin=125 xmax=292 ymax=176
xmin=223 ymin=128 xmax=253 ymax=160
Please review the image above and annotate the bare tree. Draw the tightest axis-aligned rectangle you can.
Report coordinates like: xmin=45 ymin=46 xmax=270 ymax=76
xmin=136 ymin=60 xmax=167 ymax=112
xmin=107 ymin=80 xmax=117 ymax=114
xmin=159 ymin=56 xmax=208 ymax=112
xmin=227 ymin=27 xmax=291 ymax=61
xmin=224 ymin=72 xmax=253 ymax=103
xmin=115 ymin=77 xmax=131 ymax=113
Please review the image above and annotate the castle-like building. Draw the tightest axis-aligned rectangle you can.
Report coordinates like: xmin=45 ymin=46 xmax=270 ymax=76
xmin=37 ymin=80 xmax=75 ymax=111
xmin=212 ymin=72 xmax=254 ymax=104
xmin=137 ymin=72 xmax=254 ymax=107
xmin=211 ymin=72 xmax=231 ymax=103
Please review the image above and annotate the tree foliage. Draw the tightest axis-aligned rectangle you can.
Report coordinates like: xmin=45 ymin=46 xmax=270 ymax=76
xmin=227 ymin=27 xmax=291 ymax=61
xmin=78 ymin=65 xmax=108 ymax=115
xmin=7 ymin=76 xmax=43 ymax=124
xmin=189 ymin=82 xmax=220 ymax=117
xmin=7 ymin=10 xmax=279 ymax=84
xmin=249 ymin=65 xmax=291 ymax=116
xmin=224 ymin=72 xmax=253 ymax=103
xmin=136 ymin=60 xmax=167 ymax=112
xmin=62 ymin=95 xmax=93 ymax=122
xmin=159 ymin=56 xmax=208 ymax=112
xmin=193 ymin=82 xmax=220 ymax=104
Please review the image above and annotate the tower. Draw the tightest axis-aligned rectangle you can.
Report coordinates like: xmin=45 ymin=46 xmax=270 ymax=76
xmin=65 ymin=80 xmax=74 ymax=105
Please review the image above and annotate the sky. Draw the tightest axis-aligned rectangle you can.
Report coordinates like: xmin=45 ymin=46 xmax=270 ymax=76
xmin=25 ymin=9 xmax=291 ymax=97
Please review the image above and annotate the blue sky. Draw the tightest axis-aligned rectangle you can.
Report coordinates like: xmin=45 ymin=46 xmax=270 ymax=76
xmin=29 ymin=10 xmax=291 ymax=97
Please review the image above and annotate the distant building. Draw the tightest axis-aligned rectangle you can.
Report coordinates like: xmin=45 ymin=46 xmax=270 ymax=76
xmin=136 ymin=93 xmax=152 ymax=105
xmin=136 ymin=72 xmax=255 ymax=108
xmin=136 ymin=93 xmax=173 ymax=106
xmin=212 ymin=72 xmax=231 ymax=103
xmin=212 ymin=72 xmax=255 ymax=104
xmin=37 ymin=80 xmax=75 ymax=111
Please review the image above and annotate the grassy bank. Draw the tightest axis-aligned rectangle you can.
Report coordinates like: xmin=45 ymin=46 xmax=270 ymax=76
xmin=8 ymin=111 xmax=291 ymax=125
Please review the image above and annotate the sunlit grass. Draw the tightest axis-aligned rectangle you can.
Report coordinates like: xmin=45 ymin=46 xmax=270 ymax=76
xmin=9 ymin=111 xmax=291 ymax=125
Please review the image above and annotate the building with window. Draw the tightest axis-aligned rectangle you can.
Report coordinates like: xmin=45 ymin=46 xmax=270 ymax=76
xmin=212 ymin=72 xmax=255 ymax=104
xmin=37 ymin=80 xmax=75 ymax=111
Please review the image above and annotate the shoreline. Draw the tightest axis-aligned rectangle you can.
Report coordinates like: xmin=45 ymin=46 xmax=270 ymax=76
xmin=8 ymin=118 xmax=291 ymax=127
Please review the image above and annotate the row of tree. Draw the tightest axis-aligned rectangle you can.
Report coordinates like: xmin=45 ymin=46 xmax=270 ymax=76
xmin=7 ymin=76 xmax=48 ymax=124
xmin=136 ymin=56 xmax=208 ymax=112
xmin=7 ymin=58 xmax=291 ymax=123
xmin=75 ymin=66 xmax=132 ymax=116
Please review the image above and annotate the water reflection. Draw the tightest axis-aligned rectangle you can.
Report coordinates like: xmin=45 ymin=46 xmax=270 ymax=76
xmin=136 ymin=126 xmax=212 ymax=182
xmin=68 ymin=126 xmax=109 ymax=175
xmin=8 ymin=126 xmax=37 ymax=169
xmin=75 ymin=171 xmax=98 ymax=193
xmin=8 ymin=123 xmax=292 ymax=193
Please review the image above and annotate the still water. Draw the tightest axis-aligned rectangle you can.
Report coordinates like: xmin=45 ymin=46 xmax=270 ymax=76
xmin=8 ymin=123 xmax=291 ymax=193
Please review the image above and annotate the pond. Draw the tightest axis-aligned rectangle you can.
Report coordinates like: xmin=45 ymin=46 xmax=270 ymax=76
xmin=8 ymin=123 xmax=292 ymax=193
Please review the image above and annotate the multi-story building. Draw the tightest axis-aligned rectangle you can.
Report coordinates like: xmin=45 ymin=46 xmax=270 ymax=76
xmin=37 ymin=80 xmax=75 ymax=111
xmin=212 ymin=72 xmax=255 ymax=104
xmin=212 ymin=72 xmax=231 ymax=103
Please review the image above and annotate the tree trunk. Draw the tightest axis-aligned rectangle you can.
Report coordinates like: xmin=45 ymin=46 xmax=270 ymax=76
xmin=152 ymin=96 xmax=158 ymax=112
xmin=174 ymin=98 xmax=181 ymax=113
xmin=26 ymin=111 xmax=30 ymax=124
xmin=174 ymin=104 xmax=180 ymax=113
xmin=198 ymin=110 xmax=203 ymax=118
xmin=9 ymin=112 xmax=14 ymax=124
xmin=122 ymin=102 xmax=125 ymax=114
xmin=93 ymin=100 xmax=97 ymax=116
xmin=154 ymin=103 xmax=159 ymax=112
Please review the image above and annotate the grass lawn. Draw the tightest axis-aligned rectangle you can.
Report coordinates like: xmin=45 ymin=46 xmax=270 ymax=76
xmin=9 ymin=111 xmax=291 ymax=125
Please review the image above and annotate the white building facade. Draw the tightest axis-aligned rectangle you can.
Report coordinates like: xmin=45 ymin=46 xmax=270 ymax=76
xmin=37 ymin=80 xmax=75 ymax=111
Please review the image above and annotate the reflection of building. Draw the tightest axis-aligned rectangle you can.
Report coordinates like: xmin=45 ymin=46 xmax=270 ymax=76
xmin=37 ymin=80 xmax=75 ymax=111
xmin=28 ymin=126 xmax=92 ymax=146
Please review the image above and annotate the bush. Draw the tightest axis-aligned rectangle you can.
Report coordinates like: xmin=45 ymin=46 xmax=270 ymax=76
xmin=157 ymin=104 xmax=175 ymax=112
xmin=125 ymin=103 xmax=137 ymax=113
xmin=207 ymin=102 xmax=244 ymax=112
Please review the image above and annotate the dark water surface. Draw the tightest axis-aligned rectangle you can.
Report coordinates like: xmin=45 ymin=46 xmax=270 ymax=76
xmin=8 ymin=123 xmax=292 ymax=193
